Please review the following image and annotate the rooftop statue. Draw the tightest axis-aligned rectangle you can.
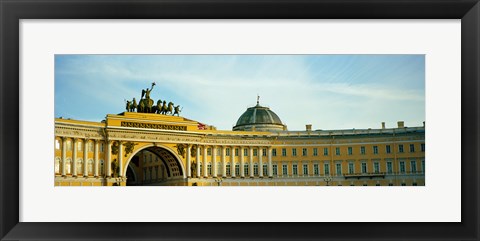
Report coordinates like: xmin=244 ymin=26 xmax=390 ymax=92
xmin=125 ymin=81 xmax=184 ymax=115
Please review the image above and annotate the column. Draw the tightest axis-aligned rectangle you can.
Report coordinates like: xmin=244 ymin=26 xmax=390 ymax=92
xmin=231 ymin=146 xmax=236 ymax=178
xmin=106 ymin=141 xmax=112 ymax=177
xmin=94 ymin=140 xmax=99 ymax=177
xmin=222 ymin=146 xmax=227 ymax=178
xmin=203 ymin=146 xmax=208 ymax=178
xmin=118 ymin=141 xmax=123 ymax=177
xmin=240 ymin=147 xmax=245 ymax=178
xmin=259 ymin=147 xmax=263 ymax=178
xmin=186 ymin=144 xmax=191 ymax=178
xmin=249 ymin=147 xmax=254 ymax=178
xmin=61 ymin=137 xmax=67 ymax=176
xmin=196 ymin=145 xmax=201 ymax=178
xmin=72 ymin=138 xmax=78 ymax=177
xmin=212 ymin=146 xmax=217 ymax=177
xmin=268 ymin=147 xmax=273 ymax=178
xmin=83 ymin=139 xmax=89 ymax=177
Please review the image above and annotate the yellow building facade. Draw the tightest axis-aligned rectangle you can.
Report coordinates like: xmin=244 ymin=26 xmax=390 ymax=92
xmin=54 ymin=103 xmax=425 ymax=186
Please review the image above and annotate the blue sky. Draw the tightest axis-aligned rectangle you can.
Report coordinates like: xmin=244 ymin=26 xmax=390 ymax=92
xmin=55 ymin=55 xmax=425 ymax=131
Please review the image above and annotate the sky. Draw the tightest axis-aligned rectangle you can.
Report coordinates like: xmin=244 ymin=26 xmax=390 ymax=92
xmin=54 ymin=55 xmax=425 ymax=131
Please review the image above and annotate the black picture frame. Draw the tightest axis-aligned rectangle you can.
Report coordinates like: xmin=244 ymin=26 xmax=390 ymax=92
xmin=1 ymin=0 xmax=478 ymax=240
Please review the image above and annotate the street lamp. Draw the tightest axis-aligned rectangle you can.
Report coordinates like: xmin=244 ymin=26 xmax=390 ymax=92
xmin=323 ymin=176 xmax=332 ymax=186
xmin=215 ymin=177 xmax=223 ymax=186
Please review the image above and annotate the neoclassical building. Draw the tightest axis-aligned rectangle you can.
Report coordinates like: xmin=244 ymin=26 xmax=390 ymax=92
xmin=54 ymin=100 xmax=425 ymax=186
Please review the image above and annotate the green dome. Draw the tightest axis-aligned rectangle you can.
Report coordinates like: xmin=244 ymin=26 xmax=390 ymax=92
xmin=233 ymin=103 xmax=286 ymax=131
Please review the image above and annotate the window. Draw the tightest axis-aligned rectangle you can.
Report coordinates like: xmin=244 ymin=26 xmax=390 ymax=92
xmin=387 ymin=162 xmax=393 ymax=174
xmin=282 ymin=164 xmax=288 ymax=175
xmin=400 ymin=161 xmax=405 ymax=173
xmin=262 ymin=148 xmax=267 ymax=156
xmin=409 ymin=144 xmax=415 ymax=152
xmin=348 ymin=163 xmax=354 ymax=174
xmin=314 ymin=164 xmax=319 ymax=175
xmin=373 ymin=146 xmax=378 ymax=154
xmin=302 ymin=148 xmax=307 ymax=156
xmin=253 ymin=149 xmax=258 ymax=156
xmin=313 ymin=148 xmax=318 ymax=156
xmin=217 ymin=148 xmax=221 ymax=156
xmin=361 ymin=163 xmax=367 ymax=173
xmin=273 ymin=165 xmax=278 ymax=176
xmin=88 ymin=160 xmax=94 ymax=175
xmin=422 ymin=160 xmax=425 ymax=173
xmin=244 ymin=164 xmax=249 ymax=176
xmin=323 ymin=148 xmax=329 ymax=156
xmin=421 ymin=143 xmax=425 ymax=152
xmin=336 ymin=163 xmax=342 ymax=175
xmin=207 ymin=148 xmax=212 ymax=156
xmin=272 ymin=149 xmax=277 ymax=156
xmin=77 ymin=159 xmax=83 ymax=174
xmin=282 ymin=148 xmax=287 ymax=156
xmin=77 ymin=142 xmax=82 ymax=151
xmin=87 ymin=142 xmax=93 ymax=152
xmin=303 ymin=164 xmax=308 ymax=175
xmin=292 ymin=164 xmax=298 ymax=175
xmin=54 ymin=158 xmax=60 ymax=174
xmin=411 ymin=160 xmax=417 ymax=173
xmin=324 ymin=163 xmax=330 ymax=175
xmin=360 ymin=146 xmax=366 ymax=155
xmin=207 ymin=163 xmax=212 ymax=175
xmin=398 ymin=144 xmax=404 ymax=153
xmin=226 ymin=148 xmax=230 ymax=156
xmin=235 ymin=163 xmax=240 ymax=176
xmin=348 ymin=147 xmax=353 ymax=155
xmin=99 ymin=160 xmax=104 ymax=175
xmin=292 ymin=148 xmax=297 ymax=156
xmin=235 ymin=148 xmax=239 ymax=156
xmin=386 ymin=145 xmax=391 ymax=154
xmin=199 ymin=163 xmax=203 ymax=176
xmin=67 ymin=140 xmax=72 ymax=151
xmin=244 ymin=148 xmax=248 ymax=156
xmin=55 ymin=139 xmax=60 ymax=149
xmin=226 ymin=163 xmax=231 ymax=176
xmin=374 ymin=162 xmax=380 ymax=173
xmin=335 ymin=147 xmax=340 ymax=155
xmin=263 ymin=164 xmax=268 ymax=176
xmin=217 ymin=162 xmax=222 ymax=175
xmin=254 ymin=163 xmax=259 ymax=176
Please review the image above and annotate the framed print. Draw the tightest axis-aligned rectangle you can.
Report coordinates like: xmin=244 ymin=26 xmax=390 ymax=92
xmin=1 ymin=0 xmax=479 ymax=240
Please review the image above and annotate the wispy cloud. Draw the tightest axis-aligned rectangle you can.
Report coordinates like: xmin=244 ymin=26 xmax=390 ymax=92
xmin=55 ymin=55 xmax=425 ymax=130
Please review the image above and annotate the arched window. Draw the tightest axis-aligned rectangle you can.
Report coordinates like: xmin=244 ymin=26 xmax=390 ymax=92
xmin=88 ymin=159 xmax=94 ymax=176
xmin=217 ymin=162 xmax=222 ymax=176
xmin=65 ymin=158 xmax=72 ymax=174
xmin=226 ymin=162 xmax=231 ymax=176
xmin=254 ymin=163 xmax=259 ymax=176
xmin=54 ymin=157 xmax=61 ymax=175
xmin=235 ymin=163 xmax=240 ymax=176
xmin=77 ymin=159 xmax=83 ymax=175
xmin=207 ymin=162 xmax=212 ymax=176
xmin=100 ymin=160 xmax=105 ymax=175
xmin=244 ymin=163 xmax=249 ymax=176
xmin=199 ymin=162 xmax=203 ymax=176
xmin=263 ymin=164 xmax=268 ymax=176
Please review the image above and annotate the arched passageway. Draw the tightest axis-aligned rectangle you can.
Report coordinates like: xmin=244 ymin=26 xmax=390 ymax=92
xmin=125 ymin=146 xmax=185 ymax=186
